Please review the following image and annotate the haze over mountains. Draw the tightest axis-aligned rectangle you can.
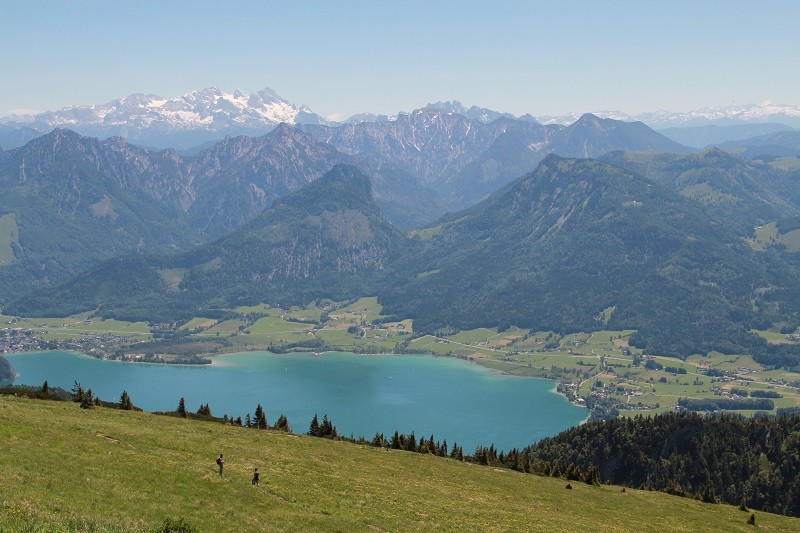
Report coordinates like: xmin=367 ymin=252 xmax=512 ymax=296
xmin=1 ymin=86 xmax=798 ymax=151
xmin=2 ymin=86 xmax=800 ymax=367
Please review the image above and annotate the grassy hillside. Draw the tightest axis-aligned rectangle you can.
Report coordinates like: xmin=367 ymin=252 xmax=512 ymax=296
xmin=1 ymin=396 xmax=798 ymax=532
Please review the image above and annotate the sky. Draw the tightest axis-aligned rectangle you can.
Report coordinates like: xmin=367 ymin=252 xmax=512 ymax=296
xmin=2 ymin=0 xmax=799 ymax=119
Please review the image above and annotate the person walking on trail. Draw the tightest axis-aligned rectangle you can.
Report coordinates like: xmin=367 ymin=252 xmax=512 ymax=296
xmin=216 ymin=454 xmax=224 ymax=476
xmin=252 ymin=467 xmax=260 ymax=486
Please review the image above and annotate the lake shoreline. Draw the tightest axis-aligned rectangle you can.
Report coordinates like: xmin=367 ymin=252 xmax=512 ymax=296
xmin=6 ymin=346 xmax=592 ymax=421
xmin=3 ymin=350 xmax=588 ymax=451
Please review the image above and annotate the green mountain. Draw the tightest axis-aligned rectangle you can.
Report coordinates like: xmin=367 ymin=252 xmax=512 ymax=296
xmin=9 ymin=165 xmax=405 ymax=320
xmin=380 ymin=155 xmax=800 ymax=359
xmin=0 ymin=129 xmax=200 ymax=304
xmin=305 ymin=111 xmax=692 ymax=213
xmin=719 ymin=130 xmax=800 ymax=159
xmin=445 ymin=121 xmax=554 ymax=209
xmin=184 ymin=124 xmax=356 ymax=237
xmin=603 ymin=148 xmax=800 ymax=230
xmin=545 ymin=114 xmax=693 ymax=158
xmin=11 ymin=155 xmax=800 ymax=365
xmin=658 ymin=122 xmax=792 ymax=149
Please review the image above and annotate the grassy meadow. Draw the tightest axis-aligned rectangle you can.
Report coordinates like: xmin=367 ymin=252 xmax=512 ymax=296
xmin=2 ymin=395 xmax=798 ymax=532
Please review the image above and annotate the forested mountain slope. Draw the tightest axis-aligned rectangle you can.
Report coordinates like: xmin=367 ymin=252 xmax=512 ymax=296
xmin=9 ymin=165 xmax=405 ymax=321
xmin=380 ymin=155 xmax=800 ymax=361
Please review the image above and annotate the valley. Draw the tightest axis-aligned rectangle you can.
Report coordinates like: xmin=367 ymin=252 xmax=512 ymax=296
xmin=4 ymin=3 xmax=800 ymax=530
xmin=5 ymin=295 xmax=799 ymax=422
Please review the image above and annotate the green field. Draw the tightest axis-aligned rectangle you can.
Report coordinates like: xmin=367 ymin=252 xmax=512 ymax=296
xmin=1 ymin=395 xmax=796 ymax=532
xmin=4 ymin=301 xmax=799 ymax=419
xmin=329 ymin=297 xmax=384 ymax=323
xmin=0 ymin=213 xmax=19 ymax=266
xmin=750 ymin=222 xmax=800 ymax=252
xmin=0 ymin=313 xmax=151 ymax=341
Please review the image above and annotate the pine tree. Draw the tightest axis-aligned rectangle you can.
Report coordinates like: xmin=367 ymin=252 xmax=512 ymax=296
xmin=254 ymin=404 xmax=268 ymax=429
xmin=585 ymin=465 xmax=601 ymax=486
xmin=71 ymin=381 xmax=84 ymax=403
xmin=41 ymin=380 xmax=49 ymax=394
xmin=196 ymin=403 xmax=211 ymax=416
xmin=119 ymin=390 xmax=133 ymax=410
xmin=405 ymin=431 xmax=416 ymax=452
xmin=309 ymin=414 xmax=320 ymax=436
xmin=245 ymin=413 xmax=252 ymax=428
xmin=275 ymin=414 xmax=290 ymax=432
xmin=177 ymin=397 xmax=187 ymax=417
xmin=320 ymin=414 xmax=337 ymax=438
xmin=450 ymin=442 xmax=464 ymax=461
xmin=701 ymin=485 xmax=717 ymax=504
xmin=475 ymin=446 xmax=488 ymax=465
xmin=80 ymin=388 xmax=94 ymax=409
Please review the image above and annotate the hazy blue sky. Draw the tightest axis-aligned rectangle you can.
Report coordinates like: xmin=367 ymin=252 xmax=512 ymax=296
xmin=2 ymin=0 xmax=798 ymax=118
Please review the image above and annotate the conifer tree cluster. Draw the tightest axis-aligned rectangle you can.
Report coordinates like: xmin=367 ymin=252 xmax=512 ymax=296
xmin=274 ymin=414 xmax=290 ymax=432
xmin=308 ymin=414 xmax=338 ymax=438
xmin=525 ymin=411 xmax=800 ymax=517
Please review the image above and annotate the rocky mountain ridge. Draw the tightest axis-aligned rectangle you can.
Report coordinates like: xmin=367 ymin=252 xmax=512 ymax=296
xmin=3 ymin=87 xmax=797 ymax=151
xmin=0 ymin=87 xmax=328 ymax=150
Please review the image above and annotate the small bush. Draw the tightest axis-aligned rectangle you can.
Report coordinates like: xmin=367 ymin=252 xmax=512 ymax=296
xmin=158 ymin=517 xmax=196 ymax=533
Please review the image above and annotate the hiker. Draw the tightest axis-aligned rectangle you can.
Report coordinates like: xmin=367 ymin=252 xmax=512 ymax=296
xmin=252 ymin=467 xmax=260 ymax=486
xmin=216 ymin=454 xmax=224 ymax=476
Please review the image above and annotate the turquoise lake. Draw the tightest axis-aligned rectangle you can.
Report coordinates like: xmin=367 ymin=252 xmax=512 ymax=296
xmin=3 ymin=351 xmax=587 ymax=452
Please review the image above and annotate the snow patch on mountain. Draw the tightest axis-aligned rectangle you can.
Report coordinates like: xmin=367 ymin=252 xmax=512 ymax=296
xmin=0 ymin=86 xmax=314 ymax=131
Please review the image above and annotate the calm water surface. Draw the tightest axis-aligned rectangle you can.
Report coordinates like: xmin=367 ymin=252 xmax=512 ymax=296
xmin=4 ymin=350 xmax=587 ymax=451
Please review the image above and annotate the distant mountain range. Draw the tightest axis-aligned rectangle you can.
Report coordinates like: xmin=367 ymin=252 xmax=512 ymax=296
xmin=0 ymin=87 xmax=329 ymax=150
xmin=1 ymin=87 xmax=797 ymax=151
xmin=537 ymin=102 xmax=800 ymax=129
xmin=5 ymin=99 xmax=800 ymax=306
xmin=10 ymin=156 xmax=800 ymax=366
xmin=3 ymin=88 xmax=800 ymax=366
xmin=718 ymin=130 xmax=800 ymax=159
xmin=9 ymin=165 xmax=404 ymax=322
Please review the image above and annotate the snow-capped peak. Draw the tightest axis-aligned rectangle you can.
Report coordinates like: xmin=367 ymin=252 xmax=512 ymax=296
xmin=0 ymin=86 xmax=315 ymax=133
